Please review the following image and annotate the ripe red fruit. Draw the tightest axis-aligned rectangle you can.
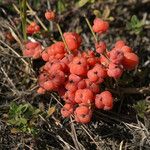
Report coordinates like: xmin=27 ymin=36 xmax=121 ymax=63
xmin=42 ymin=41 xmax=66 ymax=61
xmin=109 ymin=50 xmax=124 ymax=64
xmin=23 ymin=41 xmax=42 ymax=59
xmin=121 ymin=46 xmax=132 ymax=53
xmin=122 ymin=52 xmax=139 ymax=70
xmin=92 ymin=18 xmax=109 ymax=34
xmin=65 ymin=74 xmax=81 ymax=92
xmin=45 ymin=10 xmax=55 ymax=21
xmin=115 ymin=40 xmax=125 ymax=49
xmin=77 ymin=79 xmax=86 ymax=89
xmin=74 ymin=106 xmax=92 ymax=123
xmin=95 ymin=94 xmax=104 ymax=109
xmin=95 ymin=91 xmax=113 ymax=110
xmin=61 ymin=103 xmax=74 ymax=118
xmin=39 ymin=69 xmax=65 ymax=91
xmin=107 ymin=63 xmax=123 ymax=79
xmin=75 ymin=89 xmax=94 ymax=104
xmin=61 ymin=53 xmax=74 ymax=65
xmin=82 ymin=50 xmax=97 ymax=67
xmin=62 ymin=91 xmax=76 ymax=104
xmin=63 ymin=32 xmax=82 ymax=51
xmin=74 ymin=89 xmax=83 ymax=104
xmin=87 ymin=64 xmax=107 ymax=83
xmin=69 ymin=57 xmax=88 ymax=76
xmin=41 ymin=51 xmax=49 ymax=61
xmin=99 ymin=53 xmax=110 ymax=66
xmin=95 ymin=41 xmax=106 ymax=54
xmin=85 ymin=79 xmax=100 ymax=93
xmin=37 ymin=87 xmax=46 ymax=94
xmin=27 ymin=22 xmax=40 ymax=35
xmin=43 ymin=80 xmax=55 ymax=90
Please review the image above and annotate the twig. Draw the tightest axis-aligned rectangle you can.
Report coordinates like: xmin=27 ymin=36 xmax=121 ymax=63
xmin=84 ymin=16 xmax=98 ymax=43
xmin=1 ymin=67 xmax=19 ymax=95
xmin=26 ymin=2 xmax=48 ymax=31
xmin=81 ymin=125 xmax=101 ymax=149
xmin=0 ymin=40 xmax=28 ymax=66
xmin=0 ymin=40 xmax=35 ymax=74
xmin=119 ymin=141 xmax=124 ymax=150
xmin=56 ymin=23 xmax=71 ymax=54
xmin=70 ymin=117 xmax=83 ymax=150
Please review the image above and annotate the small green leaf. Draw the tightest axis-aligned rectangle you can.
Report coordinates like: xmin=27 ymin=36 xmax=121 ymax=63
xmin=131 ymin=15 xmax=140 ymax=25
xmin=133 ymin=100 xmax=147 ymax=119
xmin=89 ymin=0 xmax=95 ymax=3
xmin=78 ymin=0 xmax=89 ymax=7
xmin=20 ymin=117 xmax=27 ymax=125
xmin=93 ymin=10 xmax=101 ymax=18
xmin=57 ymin=0 xmax=66 ymax=13
xmin=33 ymin=109 xmax=41 ymax=115
xmin=8 ymin=119 xmax=17 ymax=125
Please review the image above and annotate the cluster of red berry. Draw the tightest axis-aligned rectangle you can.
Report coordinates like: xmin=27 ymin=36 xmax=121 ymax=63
xmin=23 ymin=16 xmax=139 ymax=123
xmin=27 ymin=22 xmax=40 ymax=35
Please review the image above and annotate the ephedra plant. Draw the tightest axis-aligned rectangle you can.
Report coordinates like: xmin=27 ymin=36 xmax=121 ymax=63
xmin=23 ymin=10 xmax=139 ymax=124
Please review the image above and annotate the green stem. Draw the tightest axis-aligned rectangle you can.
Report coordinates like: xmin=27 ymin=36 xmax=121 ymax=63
xmin=20 ymin=0 xmax=27 ymax=41
xmin=84 ymin=16 xmax=97 ymax=43
xmin=26 ymin=2 xmax=48 ymax=31
xmin=56 ymin=23 xmax=70 ymax=54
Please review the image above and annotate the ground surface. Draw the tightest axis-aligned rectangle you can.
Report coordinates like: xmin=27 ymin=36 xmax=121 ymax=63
xmin=0 ymin=0 xmax=150 ymax=150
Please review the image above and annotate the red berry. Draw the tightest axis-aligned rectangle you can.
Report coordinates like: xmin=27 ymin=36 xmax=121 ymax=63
xmin=69 ymin=57 xmax=88 ymax=76
xmin=61 ymin=103 xmax=74 ymax=118
xmin=75 ymin=89 xmax=94 ymax=104
xmin=95 ymin=91 xmax=113 ymax=110
xmin=115 ymin=40 xmax=125 ymax=49
xmin=23 ymin=41 xmax=42 ymax=59
xmin=121 ymin=46 xmax=132 ymax=53
xmin=62 ymin=91 xmax=76 ymax=104
xmin=74 ymin=106 xmax=92 ymax=123
xmin=122 ymin=52 xmax=139 ymax=70
xmin=27 ymin=22 xmax=40 ymax=35
xmin=64 ymin=32 xmax=82 ymax=51
xmin=107 ymin=63 xmax=123 ymax=79
xmin=95 ymin=41 xmax=106 ymax=54
xmin=93 ymin=18 xmax=109 ymax=34
xmin=45 ymin=10 xmax=55 ymax=21
xmin=109 ymin=50 xmax=124 ymax=64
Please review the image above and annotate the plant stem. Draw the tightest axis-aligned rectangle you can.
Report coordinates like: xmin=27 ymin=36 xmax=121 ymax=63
xmin=56 ymin=23 xmax=70 ymax=54
xmin=84 ymin=16 xmax=97 ymax=43
xmin=26 ymin=2 xmax=48 ymax=31
xmin=20 ymin=0 xmax=27 ymax=41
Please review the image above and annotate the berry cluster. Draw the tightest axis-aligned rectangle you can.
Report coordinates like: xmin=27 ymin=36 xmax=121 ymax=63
xmin=23 ymin=17 xmax=139 ymax=123
xmin=27 ymin=22 xmax=40 ymax=35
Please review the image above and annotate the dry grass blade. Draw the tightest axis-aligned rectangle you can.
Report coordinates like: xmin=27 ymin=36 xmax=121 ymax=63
xmin=26 ymin=2 xmax=48 ymax=31
xmin=119 ymin=141 xmax=124 ymax=150
xmin=9 ymin=27 xmax=22 ymax=49
xmin=1 ymin=67 xmax=19 ymax=95
xmin=81 ymin=124 xmax=101 ymax=149
xmin=13 ymin=4 xmax=31 ymax=24
xmin=70 ymin=117 xmax=83 ymax=150
xmin=0 ymin=40 xmax=27 ymax=65
xmin=57 ymin=135 xmax=76 ymax=150
xmin=0 ymin=40 xmax=35 ymax=74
